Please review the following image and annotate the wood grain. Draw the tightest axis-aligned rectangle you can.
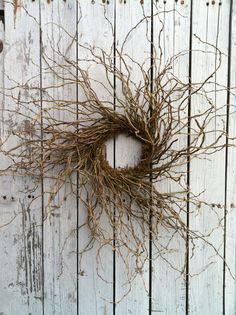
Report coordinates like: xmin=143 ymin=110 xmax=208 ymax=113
xmin=77 ymin=2 xmax=114 ymax=315
xmin=189 ymin=1 xmax=229 ymax=314
xmin=152 ymin=1 xmax=191 ymax=314
xmin=225 ymin=0 xmax=236 ymax=314
xmin=0 ymin=1 xmax=43 ymax=314
xmin=115 ymin=2 xmax=151 ymax=314
xmin=40 ymin=1 xmax=78 ymax=314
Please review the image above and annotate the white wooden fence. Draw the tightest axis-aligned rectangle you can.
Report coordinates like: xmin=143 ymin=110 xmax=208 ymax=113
xmin=0 ymin=0 xmax=236 ymax=314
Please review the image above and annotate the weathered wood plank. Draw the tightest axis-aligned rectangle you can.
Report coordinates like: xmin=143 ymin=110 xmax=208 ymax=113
xmin=40 ymin=1 xmax=78 ymax=314
xmin=0 ymin=0 xmax=3 ymax=128
xmin=151 ymin=0 xmax=191 ymax=313
xmin=225 ymin=0 xmax=236 ymax=314
xmin=189 ymin=1 xmax=229 ymax=314
xmin=0 ymin=1 xmax=43 ymax=314
xmin=115 ymin=1 xmax=151 ymax=314
xmin=77 ymin=2 xmax=114 ymax=314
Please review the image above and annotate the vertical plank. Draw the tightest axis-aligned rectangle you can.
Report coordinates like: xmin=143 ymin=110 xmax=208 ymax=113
xmin=225 ymin=0 xmax=236 ymax=313
xmin=152 ymin=0 xmax=191 ymax=313
xmin=189 ymin=1 xmax=229 ymax=314
xmin=0 ymin=0 xmax=3 ymax=127
xmin=40 ymin=1 xmax=78 ymax=314
xmin=115 ymin=1 xmax=151 ymax=314
xmin=0 ymin=1 xmax=43 ymax=314
xmin=77 ymin=2 xmax=114 ymax=314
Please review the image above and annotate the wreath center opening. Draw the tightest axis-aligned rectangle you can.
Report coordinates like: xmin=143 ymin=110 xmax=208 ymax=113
xmin=105 ymin=133 xmax=142 ymax=169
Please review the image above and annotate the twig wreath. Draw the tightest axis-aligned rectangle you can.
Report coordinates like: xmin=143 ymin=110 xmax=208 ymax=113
xmin=0 ymin=4 xmax=233 ymax=296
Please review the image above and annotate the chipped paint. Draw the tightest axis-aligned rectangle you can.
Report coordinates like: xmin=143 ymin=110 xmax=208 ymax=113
xmin=16 ymin=200 xmax=43 ymax=303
